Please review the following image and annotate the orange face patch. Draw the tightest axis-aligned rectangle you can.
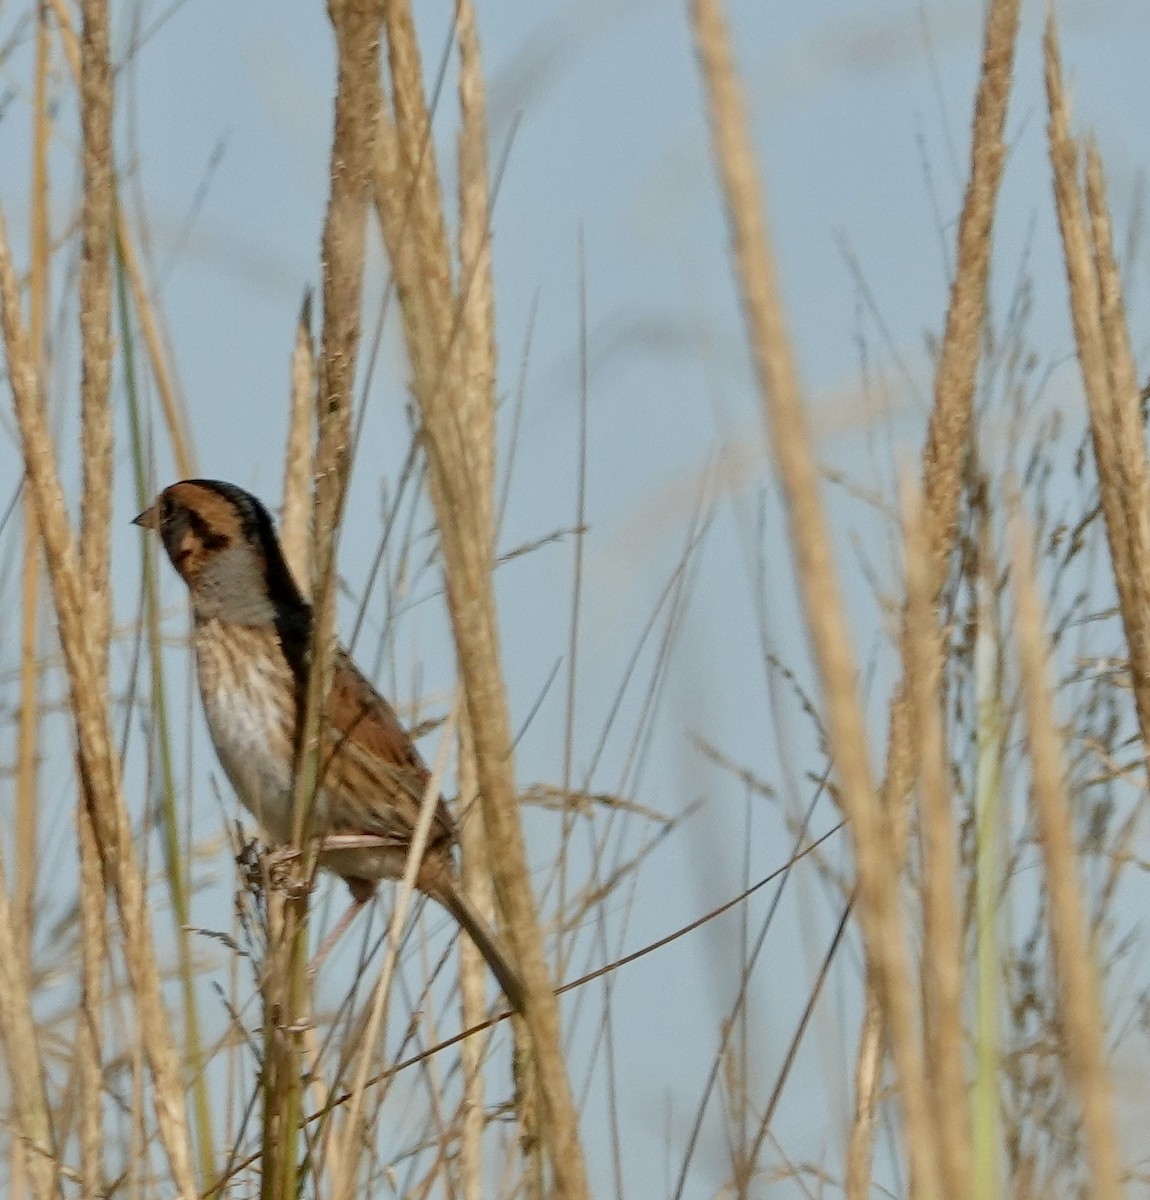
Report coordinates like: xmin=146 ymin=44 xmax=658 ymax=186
xmin=163 ymin=482 xmax=247 ymax=542
xmin=171 ymin=529 xmax=200 ymax=573
xmin=137 ymin=481 xmax=249 ymax=583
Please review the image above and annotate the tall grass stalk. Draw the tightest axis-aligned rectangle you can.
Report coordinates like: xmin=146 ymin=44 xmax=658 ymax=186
xmin=2 ymin=1 xmax=1148 ymax=1196
xmin=118 ymin=239 xmax=217 ymax=1182
xmin=373 ymin=2 xmax=590 ymax=1193
xmin=0 ymin=205 xmax=199 ymax=1197
xmin=1011 ymin=517 xmax=1122 ymax=1199
xmin=971 ymin=520 xmax=1003 ymax=1198
xmin=692 ymin=0 xmax=942 ymax=1193
xmin=76 ymin=0 xmax=115 ymax=1187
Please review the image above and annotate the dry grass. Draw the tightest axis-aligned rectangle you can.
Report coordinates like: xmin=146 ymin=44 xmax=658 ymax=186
xmin=903 ymin=476 xmax=968 ymax=1200
xmin=1045 ymin=15 xmax=1150 ymax=767
xmin=1011 ymin=513 xmax=1122 ymax=1200
xmin=370 ymin=3 xmax=589 ymax=1193
xmin=853 ymin=0 xmax=1022 ymax=1187
xmin=0 ymin=1 xmax=1146 ymax=1197
xmin=700 ymin=15 xmax=917 ymax=1200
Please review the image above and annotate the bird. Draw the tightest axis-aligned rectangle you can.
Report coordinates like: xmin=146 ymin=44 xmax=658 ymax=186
xmin=134 ymin=478 xmax=525 ymax=1011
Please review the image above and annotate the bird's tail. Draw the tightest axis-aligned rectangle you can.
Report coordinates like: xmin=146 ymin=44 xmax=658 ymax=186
xmin=431 ymin=878 xmax=526 ymax=1013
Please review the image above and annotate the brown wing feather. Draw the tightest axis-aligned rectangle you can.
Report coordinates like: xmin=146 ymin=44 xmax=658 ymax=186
xmin=327 ymin=650 xmax=425 ymax=773
xmin=323 ymin=648 xmax=457 ymax=846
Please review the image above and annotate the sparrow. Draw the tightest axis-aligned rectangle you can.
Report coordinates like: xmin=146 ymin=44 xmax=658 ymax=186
xmin=134 ymin=478 xmax=524 ymax=1011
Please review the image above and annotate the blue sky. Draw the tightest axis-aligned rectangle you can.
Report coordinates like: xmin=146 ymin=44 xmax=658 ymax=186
xmin=3 ymin=0 xmax=1150 ymax=1192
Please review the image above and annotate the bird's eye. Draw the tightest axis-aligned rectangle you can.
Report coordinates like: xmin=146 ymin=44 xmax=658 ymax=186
xmin=187 ymin=507 xmax=229 ymax=550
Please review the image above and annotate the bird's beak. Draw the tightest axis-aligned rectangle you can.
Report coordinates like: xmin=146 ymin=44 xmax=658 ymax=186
xmin=132 ymin=505 xmax=159 ymax=531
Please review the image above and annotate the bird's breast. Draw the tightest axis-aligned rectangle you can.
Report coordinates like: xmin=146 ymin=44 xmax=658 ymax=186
xmin=194 ymin=621 xmax=301 ymax=845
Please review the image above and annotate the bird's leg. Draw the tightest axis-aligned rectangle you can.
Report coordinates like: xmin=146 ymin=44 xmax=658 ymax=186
xmin=262 ymin=844 xmax=312 ymax=900
xmin=307 ymin=878 xmax=375 ymax=981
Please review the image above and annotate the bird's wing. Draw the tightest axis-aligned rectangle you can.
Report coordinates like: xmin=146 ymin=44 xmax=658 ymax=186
xmin=322 ymin=646 xmax=456 ymax=844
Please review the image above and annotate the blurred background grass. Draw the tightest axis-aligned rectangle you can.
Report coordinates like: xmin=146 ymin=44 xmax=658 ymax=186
xmin=1 ymin=0 xmax=1150 ymax=1196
